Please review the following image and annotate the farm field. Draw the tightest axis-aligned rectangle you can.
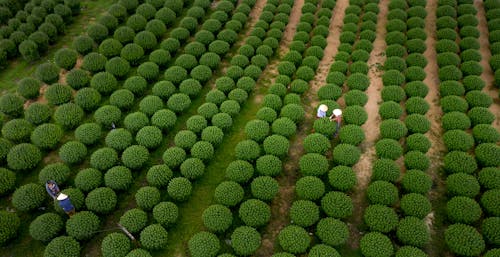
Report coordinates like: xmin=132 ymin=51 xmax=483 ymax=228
xmin=0 ymin=0 xmax=498 ymax=256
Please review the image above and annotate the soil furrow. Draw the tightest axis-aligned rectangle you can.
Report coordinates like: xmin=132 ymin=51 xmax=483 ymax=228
xmin=348 ymin=0 xmax=388 ymax=249
xmin=475 ymin=0 xmax=500 ymax=132
xmin=423 ymin=0 xmax=448 ymax=256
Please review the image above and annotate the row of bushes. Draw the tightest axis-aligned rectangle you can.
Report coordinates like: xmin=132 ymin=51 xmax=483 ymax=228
xmin=0 ymin=0 xmax=80 ymax=64
xmin=438 ymin=1 xmax=499 ymax=256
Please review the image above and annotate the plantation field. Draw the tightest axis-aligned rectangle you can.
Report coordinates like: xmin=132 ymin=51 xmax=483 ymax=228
xmin=0 ymin=0 xmax=498 ymax=256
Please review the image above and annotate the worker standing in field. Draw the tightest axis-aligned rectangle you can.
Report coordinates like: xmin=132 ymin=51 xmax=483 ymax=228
xmin=317 ymin=104 xmax=328 ymax=118
xmin=57 ymin=193 xmax=76 ymax=216
xmin=330 ymin=108 xmax=342 ymax=138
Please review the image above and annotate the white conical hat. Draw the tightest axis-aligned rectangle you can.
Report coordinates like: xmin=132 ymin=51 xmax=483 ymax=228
xmin=333 ymin=109 xmax=342 ymax=116
xmin=319 ymin=104 xmax=328 ymax=112
xmin=57 ymin=193 xmax=68 ymax=200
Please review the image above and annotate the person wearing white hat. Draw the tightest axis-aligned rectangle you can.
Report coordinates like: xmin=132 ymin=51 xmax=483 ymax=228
xmin=57 ymin=193 xmax=76 ymax=216
xmin=330 ymin=108 xmax=343 ymax=138
xmin=317 ymin=104 xmax=328 ymax=118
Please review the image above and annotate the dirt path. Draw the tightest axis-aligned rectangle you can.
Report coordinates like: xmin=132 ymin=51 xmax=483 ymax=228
xmin=348 ymin=0 xmax=388 ymax=249
xmin=422 ymin=0 xmax=448 ymax=256
xmin=308 ymin=0 xmax=348 ymax=109
xmin=475 ymin=0 xmax=500 ymax=132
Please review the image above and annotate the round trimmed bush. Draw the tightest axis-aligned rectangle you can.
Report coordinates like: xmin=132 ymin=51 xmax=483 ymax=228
xmin=35 ymin=62 xmax=59 ymax=84
xmin=214 ymin=181 xmax=244 ymax=207
xmin=321 ymin=191 xmax=353 ymax=219
xmin=109 ymin=89 xmax=134 ymax=110
xmin=404 ymin=150 xmax=430 ymax=171
xmin=303 ymin=133 xmax=331 ymax=154
xmin=481 ymin=189 xmax=500 ymax=216
xmin=65 ymin=211 xmax=100 ymax=240
xmin=364 ymin=204 xmax=398 ymax=233
xmin=366 ymin=181 xmax=398 ymax=206
xmin=134 ymin=186 xmax=161 ymax=211
xmin=400 ymin=193 xmax=432 ymax=218
xmin=278 ymin=225 xmax=310 ymax=254
xmin=146 ymin=165 xmax=172 ymax=188
xmin=239 ymin=199 xmax=271 ymax=227
xmin=54 ymin=48 xmax=77 ymax=70
xmin=442 ymin=111 xmax=471 ymax=131
xmin=371 ymin=158 xmax=400 ymax=183
xmin=263 ymin=134 xmax=289 ymax=157
xmin=90 ymin=72 xmax=118 ymax=96
xmin=294 ymin=176 xmax=325 ymax=201
xmin=401 ymin=169 xmax=432 ymax=194
xmin=343 ymin=105 xmax=368 ymax=125
xmin=344 ymin=90 xmax=368 ymax=106
xmin=379 ymin=101 xmax=403 ymax=120
xmin=440 ymin=95 xmax=469 ymax=113
xmin=381 ymin=86 xmax=406 ymax=102
xmin=74 ymin=168 xmax=102 ymax=192
xmin=473 ymin=124 xmax=500 ymax=144
xmin=44 ymin=236 xmax=80 ymax=257
xmin=136 ymin=126 xmax=162 ymax=149
xmin=478 ymin=167 xmax=500 ymax=190
xmin=299 ymin=153 xmax=329 ymax=176
xmin=140 ymin=224 xmax=168 ymax=250
xmin=231 ymin=226 xmax=261 ymax=256
xmin=250 ymin=176 xmax=278 ymax=201
xmin=17 ymin=78 xmax=41 ymax=99
xmin=443 ymin=130 xmax=474 ymax=152
xmin=105 ymin=57 xmax=130 ymax=78
xmin=225 ymin=159 xmax=254 ymax=183
xmin=180 ymin=157 xmax=205 ymax=179
xmin=85 ymin=187 xmax=117 ymax=214
xmin=475 ymin=143 xmax=500 ymax=167
xmin=444 ymin=151 xmax=477 ymax=174
xmin=167 ymin=177 xmax=192 ymax=202
xmin=7 ymin=143 xmax=41 ymax=171
xmin=202 ymin=204 xmax=232 ymax=233
xmin=90 ymin=147 xmax=118 ymax=171
xmin=360 ymin=232 xmax=394 ymax=257
xmin=30 ymin=123 xmax=63 ymax=149
xmin=482 ymin=217 xmax=500 ymax=246
xmin=3 ymin=118 xmax=33 ymax=142
xmin=153 ymin=201 xmax=178 ymax=227
xmin=289 ymin=200 xmax=319 ymax=227
xmin=468 ymin=107 xmax=495 ymax=126
xmin=245 ymin=119 xmax=270 ymax=142
xmin=0 ymin=168 xmax=15 ymax=196
xmin=162 ymin=147 xmax=186 ymax=169
xmin=119 ymin=208 xmax=147 ymax=234
xmin=38 ymin=163 xmax=70 ymax=185
xmin=101 ymin=232 xmax=131 ymax=257
xmin=333 ymin=144 xmax=361 ymax=166
xmin=396 ymin=217 xmax=429 ymax=248
xmin=94 ymin=105 xmax=121 ymax=129
xmin=121 ymin=145 xmax=149 ymax=169
xmin=445 ymin=224 xmax=485 ymax=257
xmin=66 ymin=69 xmax=90 ymax=90
xmin=104 ymin=166 xmax=132 ymax=191
xmin=123 ymin=112 xmax=149 ymax=134
xmin=45 ymin=83 xmax=72 ymax=106
xmin=167 ymin=93 xmax=191 ymax=113
xmin=315 ymin=217 xmax=349 ymax=247
xmin=188 ymin=231 xmax=220 ymax=257
xmin=75 ymin=88 xmax=101 ymax=111
xmin=29 ymin=212 xmax=63 ymax=242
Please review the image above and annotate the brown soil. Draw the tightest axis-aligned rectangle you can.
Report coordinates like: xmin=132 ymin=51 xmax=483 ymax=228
xmin=348 ymin=0 xmax=389 ymax=249
xmin=309 ymin=0 xmax=348 ymax=108
xmin=475 ymin=0 xmax=500 ymax=131
xmin=423 ymin=0 xmax=448 ymax=256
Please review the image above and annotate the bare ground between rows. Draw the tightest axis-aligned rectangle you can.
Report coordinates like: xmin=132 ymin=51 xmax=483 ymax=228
xmin=347 ymin=0 xmax=389 ymax=250
xmin=422 ymin=0 xmax=448 ymax=256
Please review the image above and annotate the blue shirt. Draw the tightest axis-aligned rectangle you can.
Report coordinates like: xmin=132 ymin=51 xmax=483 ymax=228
xmin=317 ymin=108 xmax=327 ymax=118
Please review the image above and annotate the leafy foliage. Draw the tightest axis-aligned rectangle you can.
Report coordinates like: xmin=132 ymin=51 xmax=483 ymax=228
xmin=231 ymin=226 xmax=261 ymax=256
xmin=66 ymin=211 xmax=100 ymax=240
xmin=188 ymin=232 xmax=220 ymax=257
xmin=140 ymin=224 xmax=168 ymax=250
xmin=278 ymin=225 xmax=310 ymax=254
xmin=445 ymin=224 xmax=485 ymax=257
xmin=119 ymin=208 xmax=147 ymax=234
xmin=85 ymin=187 xmax=117 ymax=214
xmin=44 ymin=236 xmax=80 ymax=257
xmin=152 ymin=201 xmax=178 ymax=227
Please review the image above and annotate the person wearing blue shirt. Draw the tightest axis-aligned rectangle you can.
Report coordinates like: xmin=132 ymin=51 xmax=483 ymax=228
xmin=317 ymin=104 xmax=328 ymax=118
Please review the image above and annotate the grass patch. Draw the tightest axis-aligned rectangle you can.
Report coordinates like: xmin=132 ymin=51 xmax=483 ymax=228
xmin=0 ymin=0 xmax=113 ymax=93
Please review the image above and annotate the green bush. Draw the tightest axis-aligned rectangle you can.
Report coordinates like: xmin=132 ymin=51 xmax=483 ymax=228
xmin=214 ymin=181 xmax=244 ymax=207
xmin=38 ymin=163 xmax=70 ymax=185
xmin=162 ymin=147 xmax=186 ymax=169
xmin=400 ymin=192 xmax=432 ymax=218
xmin=478 ymin=167 xmax=500 ymax=190
xmin=443 ymin=130 xmax=474 ymax=152
xmin=344 ymin=90 xmax=368 ymax=106
xmin=278 ymin=225 xmax=310 ymax=254
xmin=65 ymin=211 xmax=100 ymax=240
xmin=405 ymin=114 xmax=430 ymax=134
xmin=167 ymin=177 xmax=192 ymax=201
xmin=381 ymin=86 xmax=406 ymax=102
xmin=122 ymin=145 xmax=149 ymax=170
xmin=440 ymin=95 xmax=469 ymax=113
xmin=30 ymin=123 xmax=64 ymax=150
xmin=7 ymin=143 xmax=41 ymax=171
xmin=72 ymin=35 xmax=94 ymax=55
xmin=94 ymin=105 xmax=121 ymax=129
xmin=101 ymin=232 xmax=131 ymax=257
xmin=104 ymin=57 xmax=130 ymax=78
xmin=2 ymin=118 xmax=33 ymax=143
xmin=444 ymin=151 xmax=477 ymax=174
xmin=294 ymin=176 xmax=324 ymax=201
xmin=35 ymin=62 xmax=59 ymax=84
xmin=343 ymin=105 xmax=368 ymax=126
xmin=442 ymin=111 xmax=471 ymax=131
xmin=109 ymin=89 xmax=134 ymax=110
xmin=202 ymin=204 xmax=232 ymax=233
xmin=263 ymin=134 xmax=289 ymax=157
xmin=332 ymin=144 xmax=361 ymax=166
xmin=371 ymin=158 xmax=400 ymax=183
xmin=465 ymin=90 xmax=492 ymax=108
xmin=473 ymin=124 xmax=500 ymax=144
xmin=379 ymin=101 xmax=403 ymax=120
xmin=289 ymin=200 xmax=319 ymax=227
xmin=251 ymin=176 xmax=278 ymax=201
xmin=445 ymin=224 xmax=485 ymax=257
xmin=468 ymin=107 xmax=495 ymax=126
xmin=326 ymin=166 xmax=355 ymax=192
xmin=231 ymin=226 xmax=261 ymax=256
xmin=134 ymin=186 xmax=161 ymax=211
xmin=299 ymin=153 xmax=329 ymax=176
xmin=17 ymin=78 xmax=41 ymax=100
xmin=66 ymin=69 xmax=90 ymax=90
xmin=180 ymin=157 xmax=206 ymax=179
xmin=54 ymin=48 xmax=77 ymax=70
xmin=360 ymin=232 xmax=394 ymax=257
xmin=104 ymin=166 xmax=132 ymax=191
xmin=90 ymin=147 xmax=118 ymax=171
xmin=29 ymin=212 xmax=63 ymax=242
xmin=366 ymin=181 xmax=398 ymax=206
xmin=145 ymin=165 xmax=172 ymax=189
xmin=382 ymin=70 xmax=405 ymax=86
xmin=167 ymin=93 xmax=191 ymax=113
xmin=321 ymin=191 xmax=353 ymax=219
xmin=87 ymin=23 xmax=109 ymax=43
xmin=303 ymin=133 xmax=331 ymax=154
xmin=43 ymin=236 xmax=80 ymax=257
xmin=0 ymin=168 xmax=15 ymax=195
xmin=239 ymin=199 xmax=271 ymax=227
xmin=188 ymin=231 xmax=220 ymax=257
xmin=439 ymin=80 xmax=465 ymax=97
xmin=140 ymin=224 xmax=168 ymax=250
xmin=74 ymin=168 xmax=102 ymax=192
xmin=225 ymin=159 xmax=254 ymax=183
xmin=152 ymin=201 xmax=178 ymax=227
xmin=119 ymin=208 xmax=147 ymax=234
xmin=346 ymin=73 xmax=370 ymax=91
xmin=316 ymin=217 xmax=349 ymax=247
xmin=481 ymin=189 xmax=500 ymax=216
xmin=400 ymin=169 xmax=432 ymax=194
xmin=475 ymin=143 xmax=500 ymax=167
xmin=74 ymin=123 xmax=101 ymax=146
xmin=45 ymin=83 xmax=72 ymax=106
xmin=396 ymin=217 xmax=429 ymax=248
xmin=364 ymin=204 xmax=398 ymax=233
xmin=85 ymin=187 xmax=117 ymax=214
xmin=463 ymin=75 xmax=485 ymax=91
xmin=375 ymin=138 xmax=403 ymax=160
xmin=75 ymin=88 xmax=101 ymax=111
xmin=309 ymin=244 xmax=340 ymax=257
xmin=482 ymin=217 xmax=500 ymax=246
